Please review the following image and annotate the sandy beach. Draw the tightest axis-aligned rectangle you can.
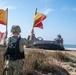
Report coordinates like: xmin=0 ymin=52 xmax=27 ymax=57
xmin=65 ymin=48 xmax=76 ymax=51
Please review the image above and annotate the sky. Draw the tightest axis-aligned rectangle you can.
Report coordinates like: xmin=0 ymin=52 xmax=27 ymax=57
xmin=0 ymin=0 xmax=76 ymax=44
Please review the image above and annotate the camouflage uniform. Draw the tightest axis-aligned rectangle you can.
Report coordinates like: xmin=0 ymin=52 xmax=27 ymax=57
xmin=4 ymin=25 xmax=28 ymax=75
xmin=9 ymin=59 xmax=24 ymax=75
xmin=7 ymin=36 xmax=28 ymax=75
xmin=55 ymin=34 xmax=63 ymax=46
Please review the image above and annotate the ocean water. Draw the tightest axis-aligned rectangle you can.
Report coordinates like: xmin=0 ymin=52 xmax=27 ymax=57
xmin=64 ymin=44 xmax=76 ymax=48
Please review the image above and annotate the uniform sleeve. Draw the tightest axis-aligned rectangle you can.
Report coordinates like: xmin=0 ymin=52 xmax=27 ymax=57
xmin=19 ymin=38 xmax=28 ymax=52
xmin=20 ymin=38 xmax=28 ymax=45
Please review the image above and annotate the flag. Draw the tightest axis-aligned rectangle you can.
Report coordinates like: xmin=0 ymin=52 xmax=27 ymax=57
xmin=34 ymin=13 xmax=46 ymax=29
xmin=0 ymin=32 xmax=5 ymax=42
xmin=0 ymin=9 xmax=7 ymax=25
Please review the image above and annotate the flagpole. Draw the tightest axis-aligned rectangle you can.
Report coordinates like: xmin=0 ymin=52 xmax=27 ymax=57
xmin=6 ymin=8 xmax=8 ymax=38
xmin=4 ymin=8 xmax=8 ymax=46
xmin=35 ymin=8 xmax=37 ymax=15
xmin=31 ymin=8 xmax=37 ymax=41
xmin=31 ymin=8 xmax=37 ymax=34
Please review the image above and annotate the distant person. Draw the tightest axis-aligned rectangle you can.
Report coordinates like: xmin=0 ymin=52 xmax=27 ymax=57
xmin=30 ymin=33 xmax=37 ymax=41
xmin=4 ymin=25 xmax=28 ymax=75
xmin=57 ymin=34 xmax=63 ymax=46
xmin=54 ymin=34 xmax=63 ymax=47
xmin=27 ymin=35 xmax=30 ymax=41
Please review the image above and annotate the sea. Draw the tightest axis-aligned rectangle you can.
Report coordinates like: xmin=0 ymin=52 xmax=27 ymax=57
xmin=64 ymin=44 xmax=76 ymax=50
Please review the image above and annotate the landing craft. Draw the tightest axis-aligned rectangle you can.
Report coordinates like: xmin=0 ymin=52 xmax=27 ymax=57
xmin=26 ymin=34 xmax=65 ymax=50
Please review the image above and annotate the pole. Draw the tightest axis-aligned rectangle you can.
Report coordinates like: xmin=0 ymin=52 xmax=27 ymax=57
xmin=4 ymin=8 xmax=8 ymax=46
xmin=30 ymin=8 xmax=37 ymax=41
xmin=6 ymin=8 xmax=8 ymax=38
xmin=35 ymin=8 xmax=37 ymax=15
xmin=31 ymin=8 xmax=37 ymax=34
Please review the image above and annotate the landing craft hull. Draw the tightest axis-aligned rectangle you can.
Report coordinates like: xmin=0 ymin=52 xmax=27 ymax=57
xmin=27 ymin=40 xmax=65 ymax=50
xmin=33 ymin=43 xmax=65 ymax=50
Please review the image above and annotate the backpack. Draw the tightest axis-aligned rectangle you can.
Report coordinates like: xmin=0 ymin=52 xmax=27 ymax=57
xmin=4 ymin=37 xmax=25 ymax=60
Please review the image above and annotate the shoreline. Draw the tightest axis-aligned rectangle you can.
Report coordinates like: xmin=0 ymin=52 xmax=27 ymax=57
xmin=65 ymin=48 xmax=76 ymax=50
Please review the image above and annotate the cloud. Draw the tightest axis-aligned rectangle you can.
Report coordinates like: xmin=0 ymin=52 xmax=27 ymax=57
xmin=39 ymin=0 xmax=55 ymax=15
xmin=0 ymin=1 xmax=15 ymax=10
xmin=61 ymin=6 xmax=69 ymax=11
xmin=43 ymin=8 xmax=54 ymax=15
xmin=61 ymin=6 xmax=76 ymax=12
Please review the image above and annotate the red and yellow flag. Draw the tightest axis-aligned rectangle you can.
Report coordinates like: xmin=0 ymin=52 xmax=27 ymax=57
xmin=34 ymin=13 xmax=46 ymax=29
xmin=0 ymin=9 xmax=6 ymax=25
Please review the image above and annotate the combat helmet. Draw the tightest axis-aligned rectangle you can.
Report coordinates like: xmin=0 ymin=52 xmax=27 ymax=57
xmin=11 ymin=25 xmax=21 ymax=33
xmin=57 ymin=34 xmax=61 ymax=38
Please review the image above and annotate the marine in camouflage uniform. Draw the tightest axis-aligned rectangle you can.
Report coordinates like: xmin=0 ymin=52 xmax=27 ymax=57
xmin=4 ymin=25 xmax=28 ymax=75
xmin=54 ymin=34 xmax=63 ymax=47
